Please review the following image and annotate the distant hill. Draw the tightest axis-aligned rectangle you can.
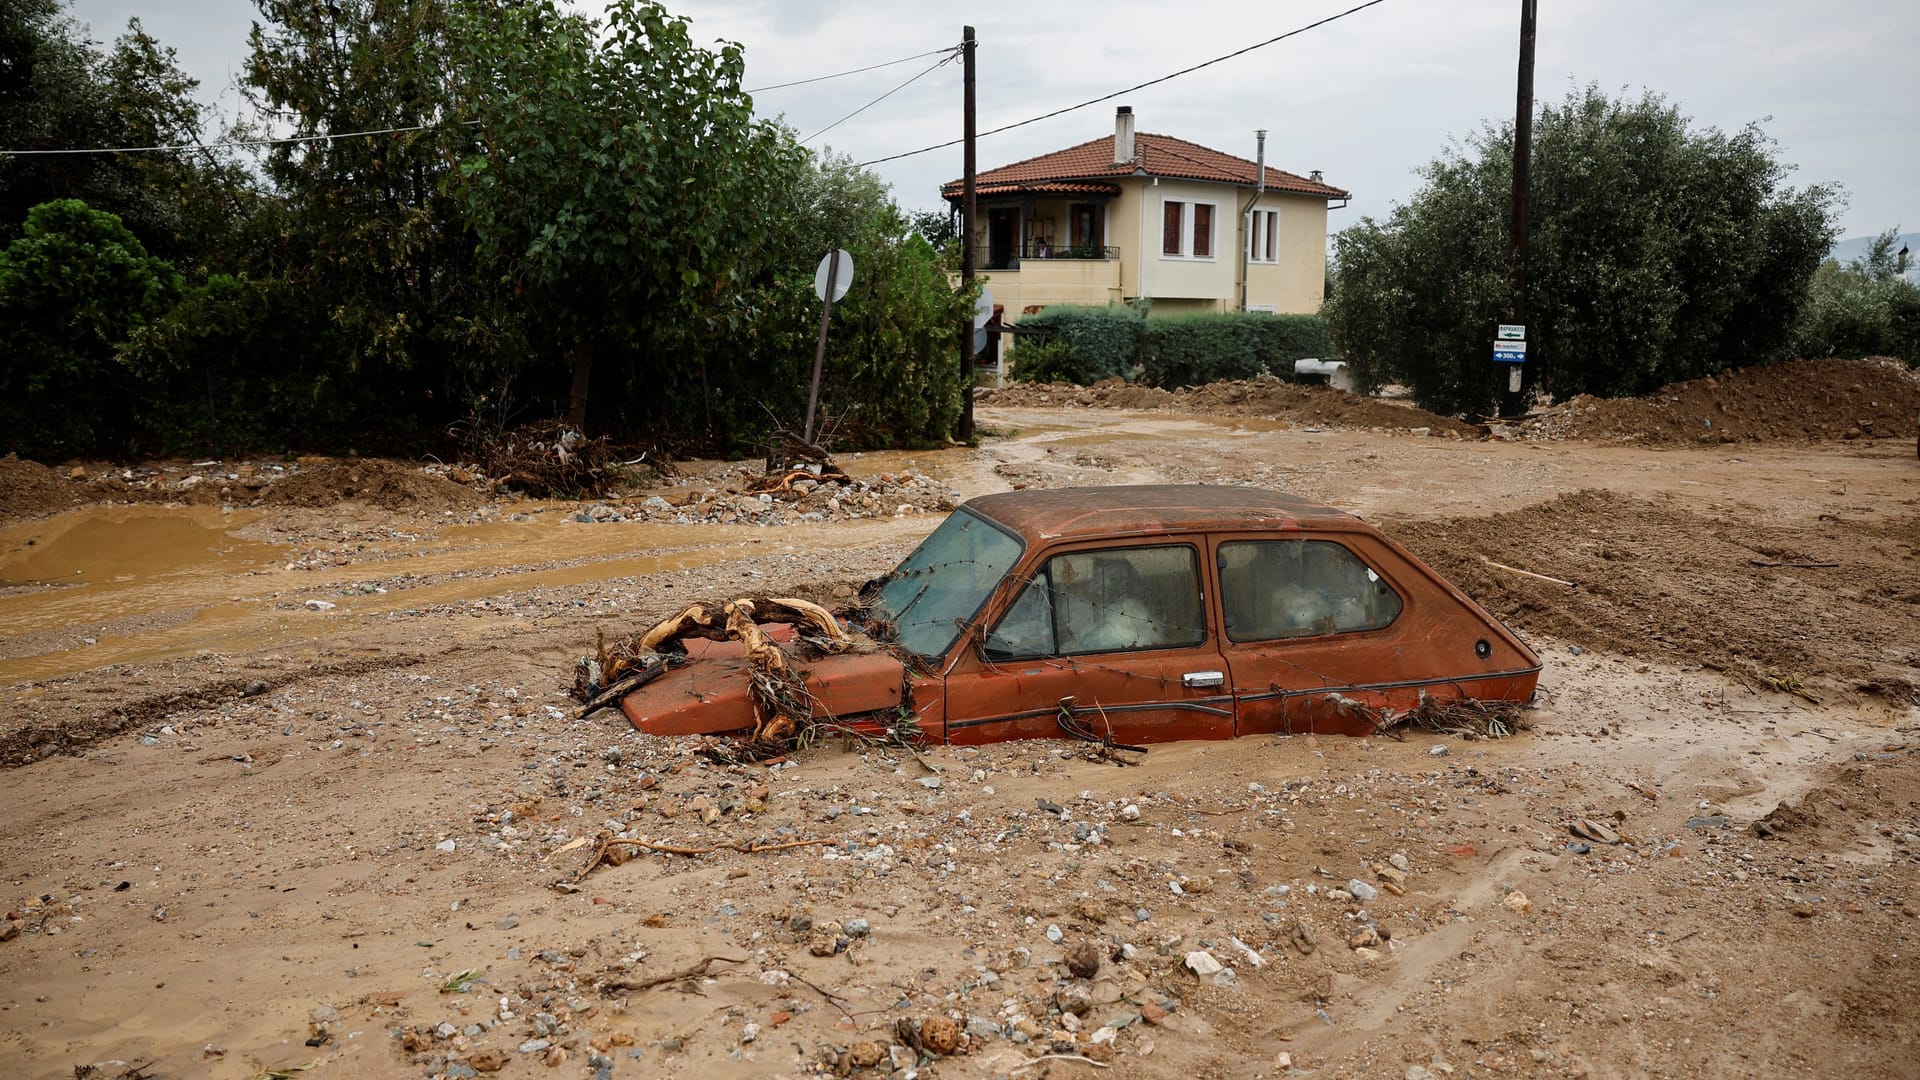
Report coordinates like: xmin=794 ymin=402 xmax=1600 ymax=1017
xmin=1829 ymin=231 xmax=1920 ymax=281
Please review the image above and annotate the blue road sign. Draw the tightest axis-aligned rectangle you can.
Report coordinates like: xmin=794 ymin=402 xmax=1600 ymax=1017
xmin=1492 ymin=339 xmax=1527 ymax=364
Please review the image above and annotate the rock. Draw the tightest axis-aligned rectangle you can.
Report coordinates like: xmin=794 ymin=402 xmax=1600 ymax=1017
xmin=1058 ymin=985 xmax=1093 ymax=1016
xmin=920 ymin=1014 xmax=961 ymax=1055
xmin=845 ymin=917 xmax=871 ymax=937
xmin=518 ymin=1039 xmax=551 ymax=1054
xmin=1287 ymin=921 xmax=1317 ymax=955
xmin=1347 ymin=879 xmax=1380 ymax=902
xmin=1685 ymin=815 xmax=1729 ymax=830
xmin=1570 ymin=818 xmax=1621 ymax=844
xmin=469 ymin=1049 xmax=509 ymax=1072
xmin=1045 ymin=924 xmax=1064 ymax=944
xmin=1140 ymin=1001 xmax=1167 ymax=1025
xmin=917 ymin=776 xmax=941 ymax=790
xmin=436 ymin=839 xmax=457 ymax=853
xmin=496 ymin=914 xmax=519 ymax=931
xmin=1348 ymin=926 xmax=1381 ymax=949
xmin=1429 ymin=744 xmax=1449 ymax=757
xmin=1388 ymin=853 xmax=1411 ymax=872
xmin=1791 ymin=903 xmax=1815 ymax=918
xmin=1184 ymin=950 xmax=1223 ymax=977
xmin=1120 ymin=804 xmax=1141 ymax=822
xmin=303 ymin=599 xmax=337 ymax=611
xmin=1502 ymin=890 xmax=1533 ymax=914
xmin=848 ymin=1041 xmax=888 ymax=1068
xmin=1065 ymin=942 xmax=1102 ymax=980
xmin=1407 ymin=1067 xmax=1436 ymax=1080
xmin=1211 ymin=969 xmax=1239 ymax=990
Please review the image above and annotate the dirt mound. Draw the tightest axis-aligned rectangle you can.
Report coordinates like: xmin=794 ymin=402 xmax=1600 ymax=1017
xmin=1523 ymin=358 xmax=1920 ymax=444
xmin=570 ymin=466 xmax=957 ymax=526
xmin=1389 ymin=489 xmax=1920 ymax=697
xmin=0 ymin=455 xmax=81 ymax=523
xmin=259 ymin=460 xmax=484 ymax=512
xmin=983 ymin=377 xmax=1479 ymax=435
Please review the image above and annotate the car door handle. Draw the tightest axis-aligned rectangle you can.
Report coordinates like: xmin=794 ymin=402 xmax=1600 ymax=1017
xmin=1182 ymin=670 xmax=1225 ymax=689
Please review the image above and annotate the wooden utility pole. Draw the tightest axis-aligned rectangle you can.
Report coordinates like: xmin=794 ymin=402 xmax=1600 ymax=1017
xmin=1500 ymin=0 xmax=1537 ymax=418
xmin=959 ymin=25 xmax=977 ymax=442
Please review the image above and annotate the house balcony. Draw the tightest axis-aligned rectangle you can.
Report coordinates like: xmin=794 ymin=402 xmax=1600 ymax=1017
xmin=971 ymin=243 xmax=1124 ymax=314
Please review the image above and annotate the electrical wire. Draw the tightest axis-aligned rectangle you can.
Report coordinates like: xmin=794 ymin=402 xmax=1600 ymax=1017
xmin=800 ymin=49 xmax=960 ymax=146
xmin=0 ymin=119 xmax=478 ymax=157
xmin=858 ymin=0 xmax=1390 ymax=167
xmin=747 ymin=44 xmax=962 ymax=93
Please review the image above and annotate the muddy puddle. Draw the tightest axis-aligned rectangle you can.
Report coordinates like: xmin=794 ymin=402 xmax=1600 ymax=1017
xmin=0 ymin=507 xmax=930 ymax=684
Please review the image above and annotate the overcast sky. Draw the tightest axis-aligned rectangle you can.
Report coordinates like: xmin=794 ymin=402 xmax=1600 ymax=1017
xmin=68 ymin=0 xmax=1920 ymax=238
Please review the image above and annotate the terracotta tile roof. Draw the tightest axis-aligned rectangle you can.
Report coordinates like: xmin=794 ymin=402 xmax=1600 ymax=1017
xmin=942 ymin=133 xmax=1347 ymax=200
xmin=969 ymin=179 xmax=1124 ymax=198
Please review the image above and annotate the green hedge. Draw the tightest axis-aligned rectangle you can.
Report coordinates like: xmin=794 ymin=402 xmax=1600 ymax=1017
xmin=1013 ymin=306 xmax=1332 ymax=387
xmin=1013 ymin=305 xmax=1144 ymax=383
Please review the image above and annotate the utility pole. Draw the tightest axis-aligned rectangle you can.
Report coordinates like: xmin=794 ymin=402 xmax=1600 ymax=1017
xmin=959 ymin=25 xmax=977 ymax=443
xmin=1499 ymin=0 xmax=1537 ymax=418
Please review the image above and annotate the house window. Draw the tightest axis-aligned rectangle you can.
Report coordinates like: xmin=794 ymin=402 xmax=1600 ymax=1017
xmin=1162 ymin=201 xmax=1184 ymax=256
xmin=1249 ymin=209 xmax=1279 ymax=263
xmin=1160 ymin=199 xmax=1218 ymax=259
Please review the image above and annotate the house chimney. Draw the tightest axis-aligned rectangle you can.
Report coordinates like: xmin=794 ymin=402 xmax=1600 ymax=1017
xmin=1309 ymin=169 xmax=1323 ymax=182
xmin=1114 ymin=106 xmax=1135 ymax=167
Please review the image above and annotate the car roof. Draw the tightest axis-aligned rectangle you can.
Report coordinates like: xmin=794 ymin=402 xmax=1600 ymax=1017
xmin=964 ymin=484 xmax=1365 ymax=542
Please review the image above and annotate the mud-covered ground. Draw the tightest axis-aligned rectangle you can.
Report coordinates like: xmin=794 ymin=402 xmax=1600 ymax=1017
xmin=2 ymin=375 xmax=1918 ymax=1080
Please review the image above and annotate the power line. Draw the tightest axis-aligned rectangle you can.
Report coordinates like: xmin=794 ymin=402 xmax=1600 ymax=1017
xmin=0 ymin=119 xmax=477 ymax=157
xmin=801 ymin=50 xmax=959 ymax=146
xmin=748 ymin=44 xmax=961 ymax=93
xmin=858 ymin=0 xmax=1390 ymax=167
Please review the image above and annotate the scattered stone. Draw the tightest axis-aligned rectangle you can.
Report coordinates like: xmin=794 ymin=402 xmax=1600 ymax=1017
xmin=845 ymin=917 xmax=871 ymax=937
xmin=496 ymin=914 xmax=519 ymax=931
xmin=1502 ymin=890 xmax=1533 ymax=914
xmin=920 ymin=1014 xmax=961 ymax=1055
xmin=1065 ymin=941 xmax=1102 ymax=980
xmin=1347 ymin=879 xmax=1380 ymax=901
xmin=1184 ymin=950 xmax=1223 ymax=977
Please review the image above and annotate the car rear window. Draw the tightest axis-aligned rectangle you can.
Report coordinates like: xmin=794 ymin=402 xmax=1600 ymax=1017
xmin=1218 ymin=539 xmax=1402 ymax=642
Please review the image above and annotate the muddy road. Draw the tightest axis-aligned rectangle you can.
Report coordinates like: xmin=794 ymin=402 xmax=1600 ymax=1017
xmin=1 ymin=403 xmax=1917 ymax=1080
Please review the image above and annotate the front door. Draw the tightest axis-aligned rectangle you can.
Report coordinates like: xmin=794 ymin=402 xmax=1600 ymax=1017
xmin=987 ymin=208 xmax=1018 ymax=269
xmin=941 ymin=540 xmax=1233 ymax=745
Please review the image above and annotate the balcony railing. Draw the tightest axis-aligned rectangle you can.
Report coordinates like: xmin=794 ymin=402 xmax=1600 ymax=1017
xmin=976 ymin=242 xmax=1119 ymax=270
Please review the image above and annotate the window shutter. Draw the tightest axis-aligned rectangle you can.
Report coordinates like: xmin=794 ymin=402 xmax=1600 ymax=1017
xmin=1162 ymin=201 xmax=1184 ymax=255
xmin=1193 ymin=204 xmax=1213 ymax=258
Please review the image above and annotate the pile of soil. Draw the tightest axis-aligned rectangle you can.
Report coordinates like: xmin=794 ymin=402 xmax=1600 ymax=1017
xmin=1522 ymin=357 xmax=1920 ymax=444
xmin=258 ymin=460 xmax=484 ymax=512
xmin=983 ymin=377 xmax=1479 ymax=436
xmin=1389 ymin=489 xmax=1920 ymax=697
xmin=0 ymin=456 xmax=80 ymax=524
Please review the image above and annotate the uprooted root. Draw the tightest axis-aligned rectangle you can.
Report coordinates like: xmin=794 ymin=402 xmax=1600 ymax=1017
xmin=572 ymin=596 xmax=867 ymax=753
xmin=1383 ymin=696 xmax=1533 ymax=740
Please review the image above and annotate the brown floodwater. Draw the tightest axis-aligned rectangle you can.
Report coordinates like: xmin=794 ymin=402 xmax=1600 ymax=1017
xmin=0 ymin=506 xmax=931 ymax=684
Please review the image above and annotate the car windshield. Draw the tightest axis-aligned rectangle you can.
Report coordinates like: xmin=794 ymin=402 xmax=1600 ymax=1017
xmin=869 ymin=508 xmax=1023 ymax=658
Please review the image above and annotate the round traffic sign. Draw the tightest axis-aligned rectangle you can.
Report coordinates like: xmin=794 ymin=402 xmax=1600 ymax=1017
xmin=813 ymin=249 xmax=854 ymax=303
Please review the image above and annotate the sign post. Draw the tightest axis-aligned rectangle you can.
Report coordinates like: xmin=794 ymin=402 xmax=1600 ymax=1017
xmin=1492 ymin=327 xmax=1526 ymax=394
xmin=804 ymin=248 xmax=854 ymax=445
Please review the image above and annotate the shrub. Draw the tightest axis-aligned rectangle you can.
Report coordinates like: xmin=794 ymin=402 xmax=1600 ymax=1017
xmin=1139 ymin=312 xmax=1331 ymax=387
xmin=1012 ymin=305 xmax=1143 ymax=383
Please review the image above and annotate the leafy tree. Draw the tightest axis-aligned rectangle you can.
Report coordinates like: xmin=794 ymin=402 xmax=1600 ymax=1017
xmin=1323 ymin=86 xmax=1838 ymax=415
xmin=908 ymin=206 xmax=957 ymax=253
xmin=245 ymin=0 xmax=508 ymax=426
xmin=0 ymin=199 xmax=181 ymax=456
xmin=451 ymin=0 xmax=807 ymax=430
xmin=1 ymin=4 xmax=245 ymax=268
xmin=1793 ymin=229 xmax=1920 ymax=363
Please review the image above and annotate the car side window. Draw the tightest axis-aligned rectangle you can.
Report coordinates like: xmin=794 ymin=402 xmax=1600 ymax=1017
xmin=986 ymin=545 xmax=1205 ymax=657
xmin=1218 ymin=539 xmax=1403 ymax=642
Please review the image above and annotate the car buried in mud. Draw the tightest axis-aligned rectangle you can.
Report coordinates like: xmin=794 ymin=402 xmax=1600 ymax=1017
xmin=619 ymin=485 xmax=1541 ymax=745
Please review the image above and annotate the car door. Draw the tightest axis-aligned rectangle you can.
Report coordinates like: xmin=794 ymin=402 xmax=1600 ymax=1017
xmin=940 ymin=538 xmax=1234 ymax=745
xmin=1214 ymin=531 xmax=1420 ymax=736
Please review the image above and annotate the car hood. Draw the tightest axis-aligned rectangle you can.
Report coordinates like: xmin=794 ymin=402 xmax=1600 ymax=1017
xmin=619 ymin=636 xmax=909 ymax=737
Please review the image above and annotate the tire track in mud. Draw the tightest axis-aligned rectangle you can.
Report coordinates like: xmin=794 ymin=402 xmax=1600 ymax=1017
xmin=0 ymin=652 xmax=429 ymax=766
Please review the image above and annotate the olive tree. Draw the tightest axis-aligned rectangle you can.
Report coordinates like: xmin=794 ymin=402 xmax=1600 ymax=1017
xmin=1323 ymin=86 xmax=1838 ymax=415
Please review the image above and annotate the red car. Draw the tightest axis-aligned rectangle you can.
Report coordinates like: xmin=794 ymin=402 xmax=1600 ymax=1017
xmin=621 ymin=485 xmax=1539 ymax=744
